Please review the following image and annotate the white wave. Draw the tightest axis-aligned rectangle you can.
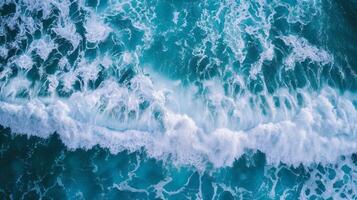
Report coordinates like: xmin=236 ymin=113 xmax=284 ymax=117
xmin=0 ymin=73 xmax=355 ymax=169
xmin=0 ymin=0 xmax=355 ymax=170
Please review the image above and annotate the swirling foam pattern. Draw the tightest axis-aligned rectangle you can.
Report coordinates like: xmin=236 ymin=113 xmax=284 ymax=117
xmin=0 ymin=0 xmax=356 ymax=199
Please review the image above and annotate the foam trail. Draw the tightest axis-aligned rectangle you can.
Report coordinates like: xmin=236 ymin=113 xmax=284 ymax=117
xmin=282 ymin=35 xmax=333 ymax=70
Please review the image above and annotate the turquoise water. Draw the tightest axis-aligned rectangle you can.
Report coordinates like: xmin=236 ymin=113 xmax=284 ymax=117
xmin=1 ymin=130 xmax=356 ymax=199
xmin=0 ymin=0 xmax=357 ymax=199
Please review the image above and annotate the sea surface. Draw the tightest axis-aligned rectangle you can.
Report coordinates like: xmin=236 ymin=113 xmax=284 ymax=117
xmin=0 ymin=0 xmax=356 ymax=199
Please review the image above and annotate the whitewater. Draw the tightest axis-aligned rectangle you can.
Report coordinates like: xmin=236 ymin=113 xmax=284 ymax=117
xmin=0 ymin=0 xmax=356 ymax=199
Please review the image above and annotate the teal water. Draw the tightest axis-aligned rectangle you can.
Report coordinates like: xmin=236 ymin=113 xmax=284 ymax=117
xmin=0 ymin=0 xmax=357 ymax=199
xmin=1 ymin=129 xmax=356 ymax=199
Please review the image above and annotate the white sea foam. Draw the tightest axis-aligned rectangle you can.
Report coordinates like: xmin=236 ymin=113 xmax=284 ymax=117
xmin=122 ymin=52 xmax=134 ymax=64
xmin=84 ymin=15 xmax=112 ymax=43
xmin=0 ymin=46 xmax=8 ymax=58
xmin=0 ymin=73 xmax=355 ymax=169
xmin=53 ymin=22 xmax=81 ymax=50
xmin=15 ymin=54 xmax=33 ymax=70
xmin=282 ymin=35 xmax=333 ymax=70
xmin=0 ymin=0 xmax=355 ymax=170
xmin=173 ymin=11 xmax=179 ymax=24
xmin=30 ymin=37 xmax=57 ymax=60
xmin=1 ymin=76 xmax=32 ymax=98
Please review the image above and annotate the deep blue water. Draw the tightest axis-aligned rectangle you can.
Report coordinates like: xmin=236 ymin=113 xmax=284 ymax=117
xmin=0 ymin=0 xmax=357 ymax=199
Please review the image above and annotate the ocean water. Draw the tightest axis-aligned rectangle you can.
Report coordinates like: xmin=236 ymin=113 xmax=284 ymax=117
xmin=0 ymin=0 xmax=356 ymax=199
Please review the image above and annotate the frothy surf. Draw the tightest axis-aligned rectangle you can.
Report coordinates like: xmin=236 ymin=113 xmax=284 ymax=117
xmin=0 ymin=0 xmax=356 ymax=198
xmin=0 ymin=75 xmax=355 ymax=168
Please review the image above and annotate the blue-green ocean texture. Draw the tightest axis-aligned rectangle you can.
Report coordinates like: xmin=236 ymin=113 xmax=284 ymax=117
xmin=0 ymin=0 xmax=357 ymax=199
